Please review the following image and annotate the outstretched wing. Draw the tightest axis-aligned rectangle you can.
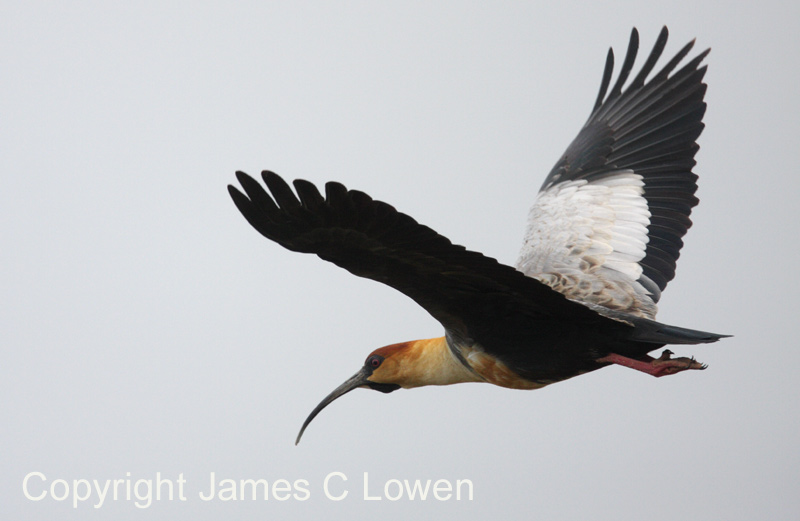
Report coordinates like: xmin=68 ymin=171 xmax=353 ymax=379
xmin=517 ymin=27 xmax=709 ymax=320
xmin=229 ymin=171 xmax=608 ymax=341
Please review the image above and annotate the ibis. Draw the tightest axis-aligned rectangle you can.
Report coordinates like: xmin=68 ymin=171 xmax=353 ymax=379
xmin=228 ymin=27 xmax=728 ymax=444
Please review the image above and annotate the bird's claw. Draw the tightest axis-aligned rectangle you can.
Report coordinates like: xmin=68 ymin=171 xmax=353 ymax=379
xmin=651 ymin=349 xmax=707 ymax=376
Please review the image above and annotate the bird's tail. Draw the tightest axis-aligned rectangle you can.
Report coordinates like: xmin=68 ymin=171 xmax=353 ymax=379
xmin=627 ymin=317 xmax=731 ymax=345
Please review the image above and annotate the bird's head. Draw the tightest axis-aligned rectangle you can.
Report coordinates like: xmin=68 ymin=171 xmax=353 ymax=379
xmin=294 ymin=342 xmax=409 ymax=445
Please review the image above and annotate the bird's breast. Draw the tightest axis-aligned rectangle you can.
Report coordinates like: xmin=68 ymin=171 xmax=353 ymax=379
xmin=449 ymin=340 xmax=549 ymax=390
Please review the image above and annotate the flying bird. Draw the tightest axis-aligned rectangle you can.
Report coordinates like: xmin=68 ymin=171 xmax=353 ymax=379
xmin=228 ymin=27 xmax=728 ymax=444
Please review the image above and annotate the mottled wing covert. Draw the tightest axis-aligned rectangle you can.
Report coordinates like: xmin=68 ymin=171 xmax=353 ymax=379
xmin=517 ymin=27 xmax=709 ymax=320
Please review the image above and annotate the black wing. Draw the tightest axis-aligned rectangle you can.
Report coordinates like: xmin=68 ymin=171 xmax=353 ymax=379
xmin=228 ymin=171 xmax=609 ymax=342
xmin=537 ymin=27 xmax=709 ymax=298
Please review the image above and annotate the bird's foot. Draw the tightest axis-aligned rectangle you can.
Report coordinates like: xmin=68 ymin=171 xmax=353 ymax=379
xmin=597 ymin=350 xmax=707 ymax=378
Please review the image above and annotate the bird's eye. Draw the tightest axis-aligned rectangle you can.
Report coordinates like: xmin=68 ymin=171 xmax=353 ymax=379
xmin=367 ymin=355 xmax=383 ymax=369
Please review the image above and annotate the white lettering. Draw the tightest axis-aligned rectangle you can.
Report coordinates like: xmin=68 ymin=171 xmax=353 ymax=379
xmin=22 ymin=472 xmax=46 ymax=501
xmin=20 ymin=471 xmax=465 ymax=506
xmin=456 ymin=479 xmax=473 ymax=500
xmin=272 ymin=479 xmax=291 ymax=501
xmin=112 ymin=478 xmax=125 ymax=500
xmin=433 ymin=479 xmax=452 ymax=501
xmin=72 ymin=479 xmax=91 ymax=508
xmin=134 ymin=479 xmax=152 ymax=508
xmin=293 ymin=479 xmax=310 ymax=501
xmin=240 ymin=479 xmax=269 ymax=500
xmin=93 ymin=479 xmax=110 ymax=509
xmin=218 ymin=479 xmax=236 ymax=501
xmin=198 ymin=472 xmax=215 ymax=501
xmin=384 ymin=479 xmax=403 ymax=501
xmin=362 ymin=472 xmax=381 ymax=501
xmin=176 ymin=473 xmax=187 ymax=501
xmin=323 ymin=472 xmax=348 ymax=501
xmin=405 ymin=479 xmax=431 ymax=500
xmin=50 ymin=479 xmax=69 ymax=501
xmin=155 ymin=472 xmax=172 ymax=500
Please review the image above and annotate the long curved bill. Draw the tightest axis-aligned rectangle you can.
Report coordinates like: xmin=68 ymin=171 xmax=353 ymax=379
xmin=295 ymin=367 xmax=370 ymax=445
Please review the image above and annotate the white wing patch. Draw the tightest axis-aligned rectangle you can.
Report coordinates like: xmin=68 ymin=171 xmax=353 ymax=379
xmin=516 ymin=170 xmax=659 ymax=319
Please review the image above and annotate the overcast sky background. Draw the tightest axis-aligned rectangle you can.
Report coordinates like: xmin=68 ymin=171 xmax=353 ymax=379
xmin=3 ymin=1 xmax=799 ymax=519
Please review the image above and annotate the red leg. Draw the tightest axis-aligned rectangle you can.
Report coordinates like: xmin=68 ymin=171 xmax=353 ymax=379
xmin=597 ymin=350 xmax=707 ymax=377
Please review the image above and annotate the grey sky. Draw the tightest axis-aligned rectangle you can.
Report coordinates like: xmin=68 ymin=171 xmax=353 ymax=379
xmin=3 ymin=1 xmax=799 ymax=519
